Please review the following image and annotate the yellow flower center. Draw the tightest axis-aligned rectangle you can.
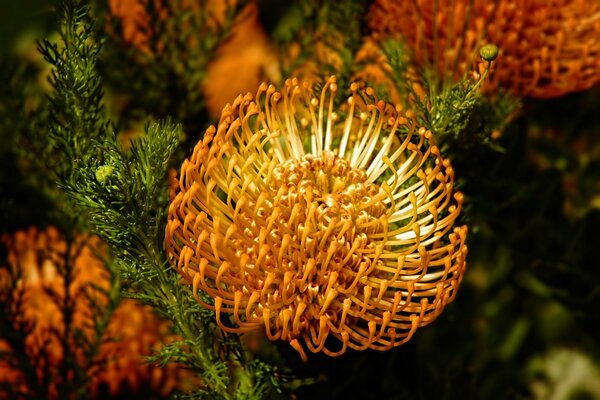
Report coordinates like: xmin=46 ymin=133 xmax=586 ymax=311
xmin=230 ymin=150 xmax=387 ymax=335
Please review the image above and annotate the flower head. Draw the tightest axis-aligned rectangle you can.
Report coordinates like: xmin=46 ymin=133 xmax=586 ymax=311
xmin=368 ymin=0 xmax=600 ymax=98
xmin=0 ymin=227 xmax=195 ymax=398
xmin=166 ymin=76 xmax=467 ymax=360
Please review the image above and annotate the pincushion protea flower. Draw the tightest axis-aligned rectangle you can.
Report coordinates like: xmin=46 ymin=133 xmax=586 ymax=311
xmin=166 ymin=76 xmax=467 ymax=360
xmin=0 ymin=227 xmax=196 ymax=398
xmin=368 ymin=0 xmax=600 ymax=98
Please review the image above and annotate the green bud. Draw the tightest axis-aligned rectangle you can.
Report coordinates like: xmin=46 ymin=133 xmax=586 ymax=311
xmin=480 ymin=44 xmax=499 ymax=62
xmin=95 ymin=165 xmax=114 ymax=184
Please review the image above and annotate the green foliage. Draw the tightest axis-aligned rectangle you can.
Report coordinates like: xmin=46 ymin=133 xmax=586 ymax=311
xmin=40 ymin=1 xmax=106 ymax=176
xmin=35 ymin=1 xmax=282 ymax=398
xmin=376 ymin=38 xmax=411 ymax=101
xmin=0 ymin=59 xmax=60 ymax=232
xmin=380 ymin=37 xmax=520 ymax=157
xmin=100 ymin=0 xmax=249 ymax=136
xmin=265 ymin=0 xmax=369 ymax=91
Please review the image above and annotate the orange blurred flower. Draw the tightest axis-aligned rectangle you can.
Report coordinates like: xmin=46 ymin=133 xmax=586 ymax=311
xmin=0 ymin=227 xmax=196 ymax=398
xmin=368 ymin=0 xmax=600 ymax=98
xmin=165 ymin=76 xmax=467 ymax=360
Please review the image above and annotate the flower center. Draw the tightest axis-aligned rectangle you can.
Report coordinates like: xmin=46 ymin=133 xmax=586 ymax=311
xmin=229 ymin=151 xmax=388 ymax=332
xmin=268 ymin=151 xmax=387 ymax=242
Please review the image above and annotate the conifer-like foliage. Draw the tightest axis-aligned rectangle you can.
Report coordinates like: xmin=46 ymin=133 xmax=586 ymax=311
xmin=100 ymin=0 xmax=249 ymax=136
xmin=259 ymin=0 xmax=371 ymax=100
xmin=34 ymin=1 xmax=281 ymax=398
xmin=379 ymin=38 xmax=519 ymax=154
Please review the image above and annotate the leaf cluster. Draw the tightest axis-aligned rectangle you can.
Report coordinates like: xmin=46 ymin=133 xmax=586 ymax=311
xmin=0 ymin=59 xmax=61 ymax=232
xmin=35 ymin=1 xmax=283 ymax=398
xmin=380 ymin=37 xmax=520 ymax=158
xmin=99 ymin=0 xmax=249 ymax=136
xmin=264 ymin=0 xmax=369 ymax=91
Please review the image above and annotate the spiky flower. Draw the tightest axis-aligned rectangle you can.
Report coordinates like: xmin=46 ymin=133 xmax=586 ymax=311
xmin=166 ymin=76 xmax=467 ymax=360
xmin=0 ymin=227 xmax=195 ymax=398
xmin=368 ymin=0 xmax=600 ymax=98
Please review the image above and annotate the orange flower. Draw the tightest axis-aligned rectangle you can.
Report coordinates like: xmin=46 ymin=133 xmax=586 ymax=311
xmin=368 ymin=0 xmax=600 ymax=98
xmin=165 ymin=76 xmax=467 ymax=360
xmin=0 ymin=227 xmax=196 ymax=398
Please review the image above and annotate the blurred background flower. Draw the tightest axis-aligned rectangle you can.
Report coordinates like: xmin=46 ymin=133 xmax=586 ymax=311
xmin=0 ymin=227 xmax=197 ymax=398
xmin=527 ymin=348 xmax=600 ymax=400
xmin=368 ymin=0 xmax=600 ymax=98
